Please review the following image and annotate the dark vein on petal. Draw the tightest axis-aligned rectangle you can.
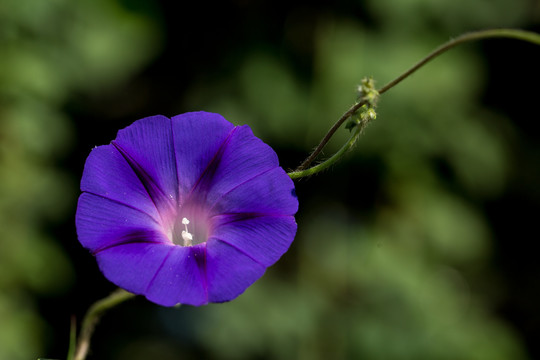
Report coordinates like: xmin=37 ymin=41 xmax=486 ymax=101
xmin=170 ymin=117 xmax=181 ymax=204
xmin=201 ymin=242 xmax=208 ymax=302
xmin=112 ymin=141 xmax=172 ymax=223
xmin=210 ymin=212 xmax=292 ymax=227
xmin=82 ymin=190 xmax=162 ymax=226
xmin=187 ymin=126 xmax=239 ymax=199
xmin=92 ymin=237 xmax=167 ymax=255
xmin=190 ymin=245 xmax=209 ymax=302
xmin=206 ymin=166 xmax=277 ymax=213
xmin=210 ymin=237 xmax=266 ymax=267
xmin=145 ymin=245 xmax=175 ymax=294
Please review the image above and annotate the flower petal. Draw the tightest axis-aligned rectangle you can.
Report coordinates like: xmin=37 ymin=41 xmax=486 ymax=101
xmin=76 ymin=193 xmax=168 ymax=252
xmin=190 ymin=125 xmax=280 ymax=205
xmin=209 ymin=166 xmax=298 ymax=217
xmin=95 ymin=242 xmax=173 ymax=296
xmin=145 ymin=245 xmax=208 ymax=306
xmin=113 ymin=115 xmax=178 ymax=206
xmin=171 ymin=112 xmax=235 ymax=196
xmin=211 ymin=215 xmax=297 ymax=267
xmin=80 ymin=145 xmax=161 ymax=222
xmin=205 ymin=239 xmax=266 ymax=303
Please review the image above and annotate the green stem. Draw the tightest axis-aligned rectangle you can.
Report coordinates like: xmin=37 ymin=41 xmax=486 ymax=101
xmin=377 ymin=28 xmax=540 ymax=96
xmin=71 ymin=289 xmax=135 ymax=360
xmin=66 ymin=316 xmax=76 ymax=360
xmin=294 ymin=98 xmax=368 ymax=173
xmin=289 ymin=122 xmax=363 ymax=179
xmin=290 ymin=28 xmax=540 ymax=177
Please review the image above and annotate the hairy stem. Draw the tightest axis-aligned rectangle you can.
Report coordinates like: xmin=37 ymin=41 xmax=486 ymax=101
xmin=295 ymin=98 xmax=368 ymax=172
xmin=291 ymin=28 xmax=540 ymax=176
xmin=289 ymin=121 xmax=364 ymax=179
xmin=72 ymin=289 xmax=135 ymax=360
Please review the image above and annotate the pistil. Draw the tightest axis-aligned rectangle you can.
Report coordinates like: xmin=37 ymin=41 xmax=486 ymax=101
xmin=181 ymin=217 xmax=193 ymax=246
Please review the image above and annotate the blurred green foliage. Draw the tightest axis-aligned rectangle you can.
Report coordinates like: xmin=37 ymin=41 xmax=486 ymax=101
xmin=0 ymin=0 xmax=160 ymax=358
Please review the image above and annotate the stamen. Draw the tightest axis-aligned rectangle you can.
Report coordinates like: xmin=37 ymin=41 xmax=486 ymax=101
xmin=181 ymin=217 xmax=193 ymax=246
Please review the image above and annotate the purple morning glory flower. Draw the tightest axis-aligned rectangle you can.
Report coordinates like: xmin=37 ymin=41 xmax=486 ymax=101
xmin=76 ymin=112 xmax=298 ymax=306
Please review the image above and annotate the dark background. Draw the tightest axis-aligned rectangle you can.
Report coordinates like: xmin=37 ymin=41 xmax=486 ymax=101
xmin=1 ymin=0 xmax=540 ymax=359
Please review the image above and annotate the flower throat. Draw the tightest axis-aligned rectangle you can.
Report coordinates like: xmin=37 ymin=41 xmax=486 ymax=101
xmin=172 ymin=213 xmax=209 ymax=247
